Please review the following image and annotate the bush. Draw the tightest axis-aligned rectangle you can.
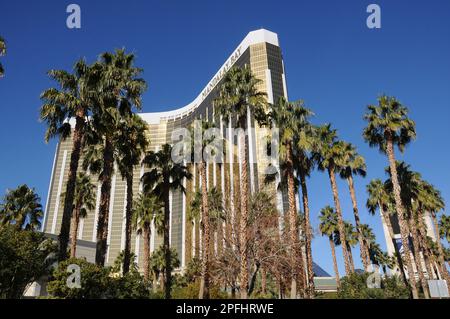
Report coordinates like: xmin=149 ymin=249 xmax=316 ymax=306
xmin=47 ymin=258 xmax=110 ymax=299
xmin=0 ymin=226 xmax=56 ymax=298
xmin=337 ymin=272 xmax=410 ymax=299
xmin=172 ymin=280 xmax=228 ymax=299
xmin=47 ymin=258 xmax=153 ymax=299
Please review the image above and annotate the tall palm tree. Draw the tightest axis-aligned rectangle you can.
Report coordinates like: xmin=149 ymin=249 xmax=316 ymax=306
xmin=294 ymin=115 xmax=316 ymax=298
xmin=142 ymin=144 xmax=192 ymax=299
xmin=366 ymin=179 xmax=409 ymax=286
xmin=116 ymin=114 xmax=149 ymax=274
xmin=0 ymin=185 xmax=43 ymax=231
xmin=266 ymin=97 xmax=313 ymax=298
xmin=314 ymin=124 xmax=352 ymax=275
xmin=214 ymin=65 xmax=267 ymax=299
xmin=319 ymin=206 xmax=340 ymax=288
xmin=363 ymin=95 xmax=419 ymax=299
xmin=0 ymin=36 xmax=6 ymax=77
xmin=40 ymin=59 xmax=99 ymax=261
xmin=190 ymin=119 xmax=221 ymax=299
xmin=67 ymin=172 xmax=96 ymax=258
xmin=84 ymin=49 xmax=146 ymax=266
xmin=133 ymin=192 xmax=164 ymax=282
xmin=338 ymin=142 xmax=370 ymax=270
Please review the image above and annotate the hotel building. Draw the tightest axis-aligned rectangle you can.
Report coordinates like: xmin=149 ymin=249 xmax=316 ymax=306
xmin=41 ymin=29 xmax=331 ymax=283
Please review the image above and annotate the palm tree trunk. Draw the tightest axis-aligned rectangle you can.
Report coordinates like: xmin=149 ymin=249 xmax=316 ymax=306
xmin=347 ymin=244 xmax=355 ymax=271
xmin=95 ymin=137 xmax=114 ymax=266
xmin=379 ymin=204 xmax=409 ymax=285
xmin=431 ymin=213 xmax=450 ymax=295
xmin=238 ymin=118 xmax=249 ymax=299
xmin=408 ymin=217 xmax=430 ymax=298
xmin=299 ymin=165 xmax=315 ymax=298
xmin=199 ymin=161 xmax=210 ymax=299
xmin=385 ymin=137 xmax=419 ymax=299
xmin=59 ymin=111 xmax=85 ymax=261
xmin=286 ymin=143 xmax=299 ymax=299
xmin=329 ymin=236 xmax=340 ymax=288
xmin=163 ymin=183 xmax=172 ymax=299
xmin=347 ymin=175 xmax=370 ymax=270
xmin=69 ymin=205 xmax=81 ymax=258
xmin=328 ymin=165 xmax=352 ymax=275
xmin=143 ymin=223 xmax=150 ymax=282
xmin=123 ymin=171 xmax=133 ymax=274
xmin=261 ymin=267 xmax=267 ymax=295
xmin=416 ymin=210 xmax=436 ymax=280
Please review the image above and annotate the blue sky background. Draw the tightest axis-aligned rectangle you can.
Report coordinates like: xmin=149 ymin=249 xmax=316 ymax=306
xmin=1 ymin=0 xmax=449 ymax=276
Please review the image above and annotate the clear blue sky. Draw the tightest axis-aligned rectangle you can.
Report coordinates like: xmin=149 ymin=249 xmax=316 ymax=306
xmin=1 ymin=0 xmax=449 ymax=276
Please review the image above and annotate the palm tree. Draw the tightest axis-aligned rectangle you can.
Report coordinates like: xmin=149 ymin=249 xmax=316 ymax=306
xmin=214 ymin=65 xmax=267 ymax=299
xmin=142 ymin=144 xmax=192 ymax=299
xmin=266 ymin=97 xmax=313 ymax=298
xmin=338 ymin=142 xmax=370 ymax=270
xmin=363 ymin=95 xmax=419 ymax=299
xmin=314 ymin=124 xmax=352 ymax=275
xmin=366 ymin=179 xmax=409 ymax=286
xmin=385 ymin=162 xmax=430 ymax=298
xmin=116 ymin=114 xmax=149 ymax=274
xmin=419 ymin=181 xmax=450 ymax=293
xmin=67 ymin=172 xmax=96 ymax=258
xmin=0 ymin=185 xmax=43 ymax=231
xmin=440 ymin=214 xmax=450 ymax=244
xmin=112 ymin=251 xmax=138 ymax=274
xmin=150 ymin=246 xmax=181 ymax=292
xmin=191 ymin=119 xmax=221 ymax=299
xmin=342 ymin=222 xmax=358 ymax=271
xmin=133 ymin=192 xmax=164 ymax=282
xmin=84 ymin=49 xmax=146 ymax=266
xmin=0 ymin=36 xmax=6 ymax=77
xmin=319 ymin=206 xmax=340 ymax=288
xmin=40 ymin=59 xmax=99 ymax=261
xmin=294 ymin=112 xmax=316 ymax=298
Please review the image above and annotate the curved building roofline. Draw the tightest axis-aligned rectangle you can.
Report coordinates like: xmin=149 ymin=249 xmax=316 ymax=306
xmin=138 ymin=29 xmax=279 ymax=124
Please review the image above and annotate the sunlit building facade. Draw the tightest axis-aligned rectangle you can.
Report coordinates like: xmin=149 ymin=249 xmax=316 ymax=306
xmin=43 ymin=29 xmax=295 ymax=271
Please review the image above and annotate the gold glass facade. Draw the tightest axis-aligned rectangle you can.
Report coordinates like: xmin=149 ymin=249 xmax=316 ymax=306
xmin=42 ymin=29 xmax=290 ymax=270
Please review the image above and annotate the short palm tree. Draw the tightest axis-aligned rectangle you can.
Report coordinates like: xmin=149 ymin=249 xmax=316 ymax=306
xmin=338 ymin=142 xmax=370 ymax=270
xmin=150 ymin=246 xmax=181 ymax=291
xmin=440 ymin=214 xmax=450 ymax=244
xmin=40 ymin=59 xmax=99 ymax=261
xmin=385 ymin=162 xmax=430 ymax=298
xmin=0 ymin=36 xmax=6 ymax=77
xmin=112 ymin=251 xmax=138 ymax=274
xmin=366 ymin=179 xmax=409 ymax=286
xmin=142 ymin=143 xmax=192 ymax=299
xmin=67 ymin=172 xmax=96 ymax=258
xmin=342 ymin=222 xmax=358 ymax=271
xmin=0 ymin=185 xmax=43 ymax=231
xmin=314 ymin=124 xmax=352 ymax=275
xmin=116 ymin=114 xmax=149 ymax=274
xmin=363 ymin=95 xmax=418 ymax=298
xmin=319 ymin=206 xmax=340 ymax=288
xmin=214 ymin=65 xmax=267 ymax=299
xmin=133 ymin=192 xmax=164 ymax=282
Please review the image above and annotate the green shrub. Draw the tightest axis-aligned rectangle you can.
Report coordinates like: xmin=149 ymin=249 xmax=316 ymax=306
xmin=337 ymin=272 xmax=410 ymax=299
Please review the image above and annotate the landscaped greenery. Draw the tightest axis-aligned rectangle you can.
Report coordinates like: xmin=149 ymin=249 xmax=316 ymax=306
xmin=0 ymin=44 xmax=449 ymax=299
